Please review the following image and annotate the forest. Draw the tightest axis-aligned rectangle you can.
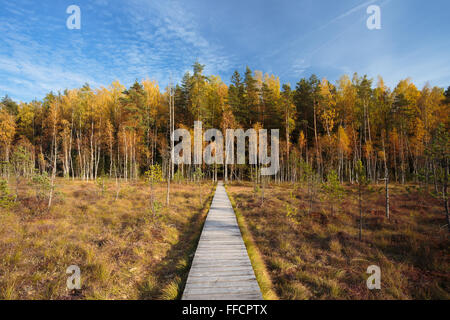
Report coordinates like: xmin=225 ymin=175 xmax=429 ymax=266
xmin=1 ymin=62 xmax=449 ymax=300
xmin=0 ymin=62 xmax=449 ymax=215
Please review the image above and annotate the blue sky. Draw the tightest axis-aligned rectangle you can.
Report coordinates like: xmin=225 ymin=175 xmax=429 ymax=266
xmin=0 ymin=0 xmax=449 ymax=102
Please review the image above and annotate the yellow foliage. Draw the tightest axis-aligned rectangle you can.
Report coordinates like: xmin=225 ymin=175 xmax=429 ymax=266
xmin=298 ymin=131 xmax=306 ymax=149
xmin=319 ymin=78 xmax=336 ymax=135
xmin=337 ymin=126 xmax=350 ymax=154
xmin=0 ymin=110 xmax=16 ymax=148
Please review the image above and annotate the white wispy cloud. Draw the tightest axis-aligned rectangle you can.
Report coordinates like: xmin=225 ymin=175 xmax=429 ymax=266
xmin=0 ymin=0 xmax=234 ymax=101
xmin=317 ymin=0 xmax=379 ymax=31
xmin=274 ymin=0 xmax=392 ymax=81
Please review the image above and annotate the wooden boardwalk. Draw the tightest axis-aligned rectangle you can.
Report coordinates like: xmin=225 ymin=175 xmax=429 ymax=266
xmin=182 ymin=181 xmax=262 ymax=300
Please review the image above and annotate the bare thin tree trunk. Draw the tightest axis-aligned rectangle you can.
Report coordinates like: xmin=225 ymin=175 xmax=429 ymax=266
xmin=313 ymin=102 xmax=320 ymax=177
xmin=90 ymin=120 xmax=94 ymax=180
xmin=109 ymin=137 xmax=113 ymax=178
xmin=123 ymin=129 xmax=128 ymax=182
xmin=48 ymin=115 xmax=58 ymax=209
xmin=69 ymin=111 xmax=74 ymax=180
xmin=166 ymin=159 xmax=170 ymax=206
xmin=444 ymin=159 xmax=449 ymax=232
xmin=382 ymin=134 xmax=390 ymax=219
xmin=359 ymin=182 xmax=363 ymax=241
xmin=115 ymin=164 xmax=121 ymax=201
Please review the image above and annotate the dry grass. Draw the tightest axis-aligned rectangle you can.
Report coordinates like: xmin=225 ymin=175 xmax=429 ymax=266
xmin=227 ymin=182 xmax=449 ymax=300
xmin=227 ymin=189 xmax=278 ymax=300
xmin=0 ymin=178 xmax=215 ymax=300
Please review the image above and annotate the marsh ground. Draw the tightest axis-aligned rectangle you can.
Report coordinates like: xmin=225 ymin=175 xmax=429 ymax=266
xmin=227 ymin=182 xmax=449 ymax=300
xmin=0 ymin=178 xmax=214 ymax=299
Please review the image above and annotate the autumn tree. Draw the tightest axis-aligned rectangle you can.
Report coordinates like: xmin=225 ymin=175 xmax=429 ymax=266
xmin=0 ymin=66 xmax=447 ymax=200
xmin=0 ymin=109 xmax=16 ymax=177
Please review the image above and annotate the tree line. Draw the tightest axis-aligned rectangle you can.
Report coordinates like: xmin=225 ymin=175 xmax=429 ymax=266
xmin=0 ymin=62 xmax=448 ymax=190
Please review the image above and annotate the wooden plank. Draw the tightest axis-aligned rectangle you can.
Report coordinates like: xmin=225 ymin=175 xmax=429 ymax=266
xmin=184 ymin=286 xmax=262 ymax=296
xmin=182 ymin=181 xmax=262 ymax=300
xmin=186 ymin=277 xmax=258 ymax=286
xmin=182 ymin=293 xmax=262 ymax=300
xmin=186 ymin=275 xmax=258 ymax=284
xmin=190 ymin=263 xmax=253 ymax=269
xmin=188 ymin=270 xmax=257 ymax=278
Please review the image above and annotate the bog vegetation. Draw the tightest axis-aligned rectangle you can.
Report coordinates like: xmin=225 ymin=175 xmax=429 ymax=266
xmin=0 ymin=62 xmax=448 ymax=226
xmin=0 ymin=179 xmax=214 ymax=299
xmin=0 ymin=62 xmax=448 ymax=299
xmin=227 ymin=182 xmax=449 ymax=299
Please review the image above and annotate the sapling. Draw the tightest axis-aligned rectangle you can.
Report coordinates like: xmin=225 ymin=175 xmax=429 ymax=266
xmin=300 ymin=160 xmax=319 ymax=213
xmin=145 ymin=164 xmax=163 ymax=220
xmin=96 ymin=176 xmax=106 ymax=197
xmin=355 ymin=160 xmax=368 ymax=241
xmin=0 ymin=179 xmax=15 ymax=208
xmin=193 ymin=167 xmax=205 ymax=207
xmin=322 ymin=170 xmax=345 ymax=215
xmin=285 ymin=190 xmax=299 ymax=223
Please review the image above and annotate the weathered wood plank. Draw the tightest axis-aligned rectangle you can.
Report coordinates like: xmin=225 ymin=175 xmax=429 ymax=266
xmin=191 ymin=262 xmax=253 ymax=269
xmin=182 ymin=181 xmax=262 ymax=300
xmin=184 ymin=286 xmax=262 ymax=296
xmin=182 ymin=293 xmax=262 ymax=300
xmin=186 ymin=275 xmax=258 ymax=284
